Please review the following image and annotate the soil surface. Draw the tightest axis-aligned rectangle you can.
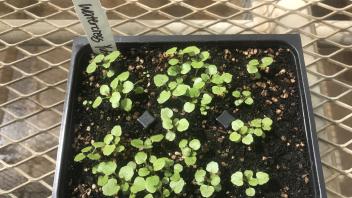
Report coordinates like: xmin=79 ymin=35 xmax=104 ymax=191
xmin=68 ymin=44 xmax=313 ymax=198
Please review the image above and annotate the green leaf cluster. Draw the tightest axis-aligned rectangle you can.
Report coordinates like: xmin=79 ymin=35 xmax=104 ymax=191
xmin=246 ymin=56 xmax=274 ymax=78
xmin=92 ymin=71 xmax=135 ymax=111
xmin=194 ymin=161 xmax=222 ymax=197
xmin=131 ymin=134 xmax=164 ymax=150
xmin=74 ymin=125 xmax=124 ymax=162
xmin=178 ymin=139 xmax=201 ymax=166
xmin=86 ymin=51 xmax=121 ymax=76
xmin=229 ymin=117 xmax=273 ymax=145
xmin=231 ymin=170 xmax=270 ymax=197
xmin=160 ymin=108 xmax=189 ymax=141
xmin=232 ymin=90 xmax=254 ymax=106
xmin=153 ymin=46 xmax=233 ymax=115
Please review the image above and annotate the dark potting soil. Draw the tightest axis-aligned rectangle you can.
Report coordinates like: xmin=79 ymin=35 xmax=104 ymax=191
xmin=69 ymin=44 xmax=313 ymax=198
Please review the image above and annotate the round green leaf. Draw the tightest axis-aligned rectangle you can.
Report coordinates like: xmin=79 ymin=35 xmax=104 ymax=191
xmin=153 ymin=158 xmax=166 ymax=171
xmin=165 ymin=47 xmax=177 ymax=56
xmin=102 ymin=178 xmax=120 ymax=196
xmin=167 ymin=66 xmax=179 ymax=76
xmin=206 ymin=161 xmax=219 ymax=174
xmin=176 ymin=118 xmax=189 ymax=132
xmin=131 ymin=139 xmax=144 ymax=148
xmin=200 ymin=185 xmax=215 ymax=198
xmin=245 ymin=97 xmax=254 ymax=105
xmin=122 ymin=81 xmax=134 ymax=93
xmin=119 ymin=165 xmax=134 ymax=181
xmin=111 ymin=125 xmax=122 ymax=136
xmin=92 ymin=96 xmax=102 ymax=108
xmin=168 ymin=58 xmax=179 ymax=65
xmin=131 ymin=177 xmax=146 ymax=193
xmin=97 ymin=161 xmax=117 ymax=175
xmin=154 ymin=74 xmax=169 ymax=87
xmin=221 ymin=72 xmax=232 ymax=83
xmin=105 ymin=51 xmax=120 ymax=62
xmin=74 ymin=153 xmax=85 ymax=162
xmin=182 ymin=46 xmax=200 ymax=55
xmin=245 ymin=187 xmax=256 ymax=197
xmin=121 ymin=98 xmax=132 ymax=111
xmin=189 ymin=139 xmax=201 ymax=150
xmin=97 ymin=175 xmax=108 ymax=186
xmin=172 ymin=84 xmax=189 ymax=96
xmin=135 ymin=152 xmax=148 ymax=164
xmin=181 ymin=63 xmax=191 ymax=74
xmin=109 ymin=92 xmax=121 ymax=108
xmin=191 ymin=61 xmax=204 ymax=69
xmin=231 ymin=119 xmax=244 ymax=131
xmin=212 ymin=86 xmax=226 ymax=96
xmin=262 ymin=117 xmax=273 ymax=127
xmin=165 ymin=131 xmax=176 ymax=141
xmin=201 ymin=93 xmax=212 ymax=105
xmin=210 ymin=175 xmax=221 ymax=186
xmin=103 ymin=144 xmax=116 ymax=156
xmin=247 ymin=64 xmax=258 ymax=74
xmin=174 ymin=163 xmax=183 ymax=173
xmin=150 ymin=134 xmax=164 ymax=142
xmin=261 ymin=56 xmax=273 ymax=66
xmin=242 ymin=134 xmax=254 ymax=145
xmin=157 ymin=90 xmax=171 ymax=104
xmin=86 ymin=62 xmax=97 ymax=74
xmin=200 ymin=51 xmax=210 ymax=61
xmin=184 ymin=156 xmax=196 ymax=166
xmin=195 ymin=169 xmax=206 ymax=184
xmin=232 ymin=90 xmax=241 ymax=98
xmin=146 ymin=175 xmax=160 ymax=193
xmin=94 ymin=54 xmax=105 ymax=63
xmin=161 ymin=108 xmax=173 ymax=119
xmin=256 ymin=171 xmax=269 ymax=185
xmin=231 ymin=171 xmax=244 ymax=186
xmin=117 ymin=71 xmax=130 ymax=81
xmin=183 ymin=102 xmax=195 ymax=113
xmin=170 ymin=178 xmax=185 ymax=194
xmin=229 ymin=132 xmax=241 ymax=142
xmin=207 ymin=64 xmax=217 ymax=75
xmin=138 ymin=167 xmax=150 ymax=177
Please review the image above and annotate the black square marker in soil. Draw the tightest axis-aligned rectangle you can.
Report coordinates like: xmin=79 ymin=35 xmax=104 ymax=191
xmin=137 ymin=110 xmax=156 ymax=128
xmin=216 ymin=110 xmax=235 ymax=129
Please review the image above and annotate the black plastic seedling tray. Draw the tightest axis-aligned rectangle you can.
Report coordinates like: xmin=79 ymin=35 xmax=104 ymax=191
xmin=53 ymin=34 xmax=326 ymax=198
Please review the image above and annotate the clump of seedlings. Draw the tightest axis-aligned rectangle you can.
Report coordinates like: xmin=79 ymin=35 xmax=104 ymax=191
xmin=232 ymin=90 xmax=254 ymax=106
xmin=86 ymin=50 xmax=121 ymax=77
xmin=194 ymin=161 xmax=222 ymax=197
xmin=246 ymin=56 xmax=274 ymax=78
xmin=72 ymin=46 xmax=286 ymax=197
xmin=229 ymin=117 xmax=273 ymax=145
xmin=92 ymin=71 xmax=137 ymax=111
xmin=160 ymin=108 xmax=189 ymax=141
xmin=154 ymin=46 xmax=233 ymax=115
xmin=231 ymin=170 xmax=270 ymax=197
xmin=178 ymin=139 xmax=201 ymax=166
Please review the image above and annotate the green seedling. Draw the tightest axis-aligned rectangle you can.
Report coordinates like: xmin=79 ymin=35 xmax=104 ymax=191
xmin=178 ymin=139 xmax=201 ymax=166
xmin=86 ymin=51 xmax=121 ymax=77
xmin=194 ymin=161 xmax=222 ymax=197
xmin=231 ymin=170 xmax=269 ymax=197
xmin=246 ymin=56 xmax=273 ymax=78
xmin=74 ymin=125 xmax=125 ymax=162
xmin=130 ymin=134 xmax=164 ymax=150
xmin=229 ymin=117 xmax=273 ymax=145
xmin=160 ymin=108 xmax=189 ymax=141
xmin=92 ymin=71 xmax=140 ymax=111
xmin=232 ymin=90 xmax=254 ymax=106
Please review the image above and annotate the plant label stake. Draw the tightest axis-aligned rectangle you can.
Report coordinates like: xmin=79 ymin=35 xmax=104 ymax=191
xmin=73 ymin=0 xmax=116 ymax=54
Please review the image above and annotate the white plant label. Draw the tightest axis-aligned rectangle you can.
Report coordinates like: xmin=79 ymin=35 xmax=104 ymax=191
xmin=73 ymin=0 xmax=116 ymax=54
